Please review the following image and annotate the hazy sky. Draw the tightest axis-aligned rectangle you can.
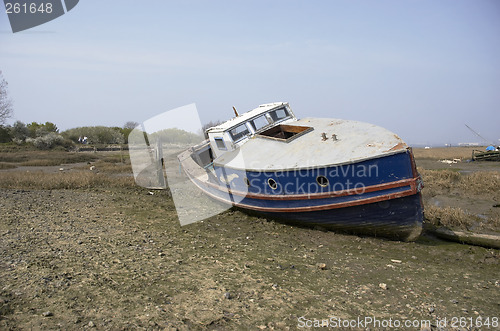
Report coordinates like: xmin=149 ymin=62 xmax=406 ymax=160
xmin=1 ymin=0 xmax=499 ymax=145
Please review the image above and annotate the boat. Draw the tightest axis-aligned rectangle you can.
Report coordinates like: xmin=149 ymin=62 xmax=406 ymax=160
xmin=472 ymin=148 xmax=500 ymax=161
xmin=177 ymin=102 xmax=424 ymax=241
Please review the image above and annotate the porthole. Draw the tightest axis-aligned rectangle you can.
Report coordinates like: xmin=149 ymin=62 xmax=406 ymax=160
xmin=268 ymin=178 xmax=278 ymax=190
xmin=244 ymin=177 xmax=250 ymax=187
xmin=316 ymin=175 xmax=329 ymax=187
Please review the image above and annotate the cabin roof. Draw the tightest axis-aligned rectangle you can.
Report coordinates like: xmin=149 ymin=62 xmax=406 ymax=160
xmin=213 ymin=117 xmax=408 ymax=171
xmin=207 ymin=102 xmax=287 ymax=133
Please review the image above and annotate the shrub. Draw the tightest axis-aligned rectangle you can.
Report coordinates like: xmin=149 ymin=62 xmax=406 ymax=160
xmin=26 ymin=132 xmax=71 ymax=150
xmin=10 ymin=121 xmax=29 ymax=142
xmin=62 ymin=126 xmax=125 ymax=145
xmin=0 ymin=125 xmax=11 ymax=143
xmin=27 ymin=121 xmax=59 ymax=138
xmin=149 ymin=128 xmax=203 ymax=145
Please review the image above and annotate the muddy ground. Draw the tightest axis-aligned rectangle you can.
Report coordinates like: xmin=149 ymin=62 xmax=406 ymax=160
xmin=416 ymin=156 xmax=500 ymax=232
xmin=0 ymin=150 xmax=499 ymax=330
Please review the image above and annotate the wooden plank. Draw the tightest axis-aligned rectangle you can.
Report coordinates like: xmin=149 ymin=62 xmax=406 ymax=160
xmin=429 ymin=227 xmax=500 ymax=249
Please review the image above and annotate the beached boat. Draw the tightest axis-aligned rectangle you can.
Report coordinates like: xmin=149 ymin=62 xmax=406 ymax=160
xmin=178 ymin=102 xmax=424 ymax=240
xmin=472 ymin=149 xmax=500 ymax=161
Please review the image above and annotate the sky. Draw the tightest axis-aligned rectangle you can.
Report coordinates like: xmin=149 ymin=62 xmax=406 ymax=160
xmin=0 ymin=0 xmax=499 ymax=146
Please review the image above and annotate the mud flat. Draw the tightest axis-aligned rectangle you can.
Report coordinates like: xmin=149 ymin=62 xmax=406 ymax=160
xmin=0 ymin=188 xmax=498 ymax=329
xmin=414 ymin=147 xmax=500 ymax=241
xmin=0 ymin=148 xmax=499 ymax=329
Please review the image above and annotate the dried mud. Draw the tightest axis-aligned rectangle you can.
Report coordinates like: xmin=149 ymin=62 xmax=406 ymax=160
xmin=0 ymin=150 xmax=499 ymax=329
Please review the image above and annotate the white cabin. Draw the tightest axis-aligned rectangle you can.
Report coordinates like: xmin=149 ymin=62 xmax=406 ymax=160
xmin=206 ymin=102 xmax=297 ymax=158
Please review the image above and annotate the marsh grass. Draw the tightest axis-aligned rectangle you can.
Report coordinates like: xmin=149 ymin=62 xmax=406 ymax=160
xmin=0 ymin=171 xmax=135 ymax=190
xmin=100 ymin=153 xmax=130 ymax=163
xmin=75 ymin=160 xmax=132 ymax=173
xmin=413 ymin=146 xmax=482 ymax=161
xmin=0 ymin=150 xmax=98 ymax=165
xmin=425 ymin=205 xmax=478 ymax=230
xmin=20 ymin=159 xmax=73 ymax=167
xmin=0 ymin=162 xmax=17 ymax=169
xmin=420 ymin=168 xmax=500 ymax=197
xmin=425 ymin=205 xmax=500 ymax=232
xmin=421 ymin=168 xmax=500 ymax=232
xmin=0 ymin=144 xmax=37 ymax=153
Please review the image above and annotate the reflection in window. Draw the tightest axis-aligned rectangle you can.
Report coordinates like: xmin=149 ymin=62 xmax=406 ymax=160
xmin=229 ymin=123 xmax=250 ymax=142
xmin=250 ymin=115 xmax=271 ymax=131
xmin=215 ymin=137 xmax=226 ymax=150
xmin=269 ymin=108 xmax=289 ymax=122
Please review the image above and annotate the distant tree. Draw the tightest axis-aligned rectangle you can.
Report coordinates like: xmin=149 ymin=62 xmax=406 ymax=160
xmin=27 ymin=121 xmax=59 ymax=137
xmin=62 ymin=126 xmax=124 ymax=145
xmin=0 ymin=125 xmax=11 ymax=143
xmin=10 ymin=121 xmax=29 ymax=143
xmin=42 ymin=121 xmax=58 ymax=133
xmin=201 ymin=120 xmax=223 ymax=139
xmin=26 ymin=122 xmax=41 ymax=137
xmin=26 ymin=132 xmax=68 ymax=150
xmin=122 ymin=121 xmax=139 ymax=144
xmin=124 ymin=121 xmax=139 ymax=130
xmin=0 ymin=71 xmax=13 ymax=125
xmin=150 ymin=128 xmax=203 ymax=145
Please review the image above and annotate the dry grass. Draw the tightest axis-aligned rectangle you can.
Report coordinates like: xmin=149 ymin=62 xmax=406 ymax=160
xmin=99 ymin=153 xmax=129 ymax=163
xmin=0 ymin=148 xmax=133 ymax=189
xmin=413 ymin=146 xmax=482 ymax=161
xmin=420 ymin=167 xmax=500 ymax=232
xmin=419 ymin=168 xmax=460 ymax=191
xmin=420 ymin=168 xmax=500 ymax=197
xmin=425 ymin=205 xmax=500 ymax=232
xmin=0 ymin=150 xmax=98 ymax=165
xmin=0 ymin=163 xmax=17 ymax=170
xmin=19 ymin=159 xmax=72 ymax=167
xmin=75 ymin=160 xmax=132 ymax=173
xmin=425 ymin=205 xmax=476 ymax=229
xmin=0 ymin=171 xmax=135 ymax=190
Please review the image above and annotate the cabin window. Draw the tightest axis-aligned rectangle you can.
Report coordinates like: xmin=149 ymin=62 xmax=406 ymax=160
xmin=269 ymin=108 xmax=289 ymax=122
xmin=250 ymin=115 xmax=271 ymax=132
xmin=229 ymin=123 xmax=250 ymax=142
xmin=215 ymin=137 xmax=226 ymax=150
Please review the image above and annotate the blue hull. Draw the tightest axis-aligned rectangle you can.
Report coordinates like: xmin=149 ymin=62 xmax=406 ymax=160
xmin=243 ymin=193 xmax=424 ymax=240
xmin=183 ymin=149 xmax=424 ymax=240
xmin=214 ymin=152 xmax=414 ymax=196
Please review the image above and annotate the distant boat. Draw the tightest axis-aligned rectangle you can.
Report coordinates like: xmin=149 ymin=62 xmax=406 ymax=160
xmin=472 ymin=147 xmax=500 ymax=161
xmin=178 ymin=102 xmax=424 ymax=241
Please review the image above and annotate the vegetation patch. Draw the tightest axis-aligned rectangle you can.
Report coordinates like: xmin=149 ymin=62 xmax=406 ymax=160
xmin=0 ymin=150 xmax=98 ymax=165
xmin=425 ymin=205 xmax=479 ymax=230
xmin=62 ymin=126 xmax=125 ymax=145
xmin=413 ymin=146 xmax=481 ymax=160
xmin=0 ymin=171 xmax=135 ymax=190
xmin=20 ymin=159 xmax=76 ymax=167
xmin=425 ymin=205 xmax=500 ymax=234
xmin=420 ymin=164 xmax=500 ymax=233
xmin=420 ymin=168 xmax=500 ymax=198
xmin=0 ymin=162 xmax=16 ymax=169
xmin=75 ymin=160 xmax=132 ymax=173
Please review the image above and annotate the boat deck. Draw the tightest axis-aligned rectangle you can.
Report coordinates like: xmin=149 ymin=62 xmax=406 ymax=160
xmin=215 ymin=117 xmax=407 ymax=171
